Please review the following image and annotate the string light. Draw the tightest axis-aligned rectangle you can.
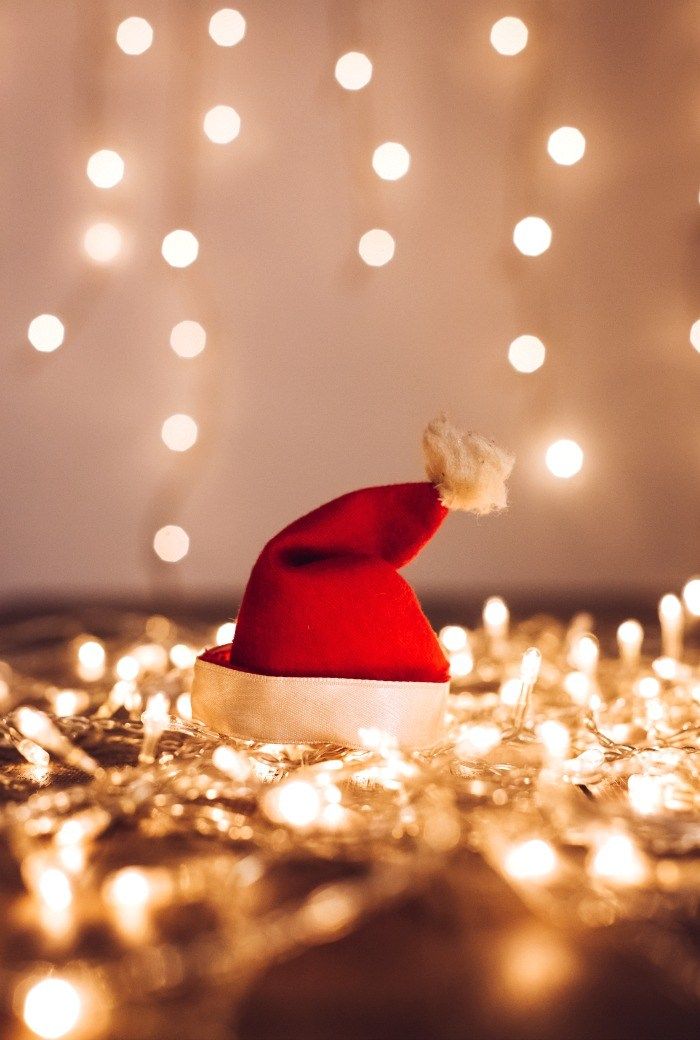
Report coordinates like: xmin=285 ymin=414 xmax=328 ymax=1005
xmin=76 ymin=639 xmax=106 ymax=681
xmin=116 ymin=17 xmax=153 ymax=56
xmin=449 ymin=650 xmax=474 ymax=678
xmin=83 ymin=221 xmax=122 ymax=263
xmin=503 ymin=839 xmax=557 ymax=881
xmin=490 ymin=17 xmax=528 ymax=56
xmin=508 ymin=334 xmax=545 ymax=373
xmin=215 ymin=621 xmax=236 ymax=644
xmin=170 ymin=320 xmax=206 ymax=358
xmin=161 ymin=230 xmax=199 ymax=268
xmin=513 ymin=216 xmax=552 ymax=256
xmin=617 ymin=619 xmax=644 ymax=670
xmin=86 ymin=149 xmax=124 ymax=189
xmin=658 ymin=593 xmax=683 ymax=659
xmin=28 ymin=314 xmax=64 ymax=353
xmin=208 ymin=9 xmax=246 ymax=47
xmin=689 ymin=319 xmax=700 ymax=352
xmin=161 ymin=413 xmax=198 ymax=452
xmin=22 ymin=977 xmax=82 ymax=1039
xmin=682 ymin=577 xmax=700 ymax=616
xmin=372 ymin=142 xmax=410 ymax=181
xmin=547 ymin=127 xmax=586 ymax=166
xmin=589 ymin=833 xmax=647 ymax=886
xmin=153 ymin=525 xmax=190 ymax=563
xmin=169 ymin=644 xmax=197 ymax=669
xmin=334 ymin=52 xmax=373 ymax=90
xmin=203 ymin=105 xmax=241 ymax=144
xmin=264 ymin=779 xmax=323 ymax=828
xmin=545 ymin=439 xmax=583 ymax=478
xmin=439 ymin=625 xmax=468 ymax=653
xmin=358 ymin=229 xmax=395 ymax=267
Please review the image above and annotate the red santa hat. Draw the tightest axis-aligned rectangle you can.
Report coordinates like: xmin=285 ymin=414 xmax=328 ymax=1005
xmin=192 ymin=417 xmax=514 ymax=749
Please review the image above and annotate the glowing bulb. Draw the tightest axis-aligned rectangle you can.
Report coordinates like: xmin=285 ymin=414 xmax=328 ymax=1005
xmin=536 ymin=720 xmax=570 ymax=759
xmin=682 ymin=577 xmax=700 ymax=616
xmin=372 ymin=142 xmax=410 ymax=180
xmin=589 ymin=833 xmax=647 ymax=886
xmin=115 ymin=655 xmax=139 ymax=681
xmin=203 ymin=105 xmax=241 ymax=144
xmin=659 ymin=593 xmax=683 ymax=659
xmin=86 ymin=149 xmax=124 ymax=188
xmin=208 ymin=9 xmax=246 ymax=46
xmin=28 ymin=314 xmax=64 ymax=353
xmin=175 ymin=692 xmax=192 ymax=719
xmin=490 ymin=16 xmax=528 ymax=56
xmin=105 ymin=867 xmax=151 ymax=909
xmin=265 ymin=779 xmax=322 ymax=827
xmin=153 ymin=525 xmax=189 ymax=563
xmin=520 ymin=647 xmax=542 ymax=684
xmin=77 ymin=639 xmax=106 ymax=680
xmin=564 ymin=671 xmax=591 ymax=704
xmin=627 ymin=773 xmax=663 ymax=815
xmin=334 ymin=51 xmax=373 ymax=90
xmin=358 ymin=229 xmax=395 ymax=267
xmin=483 ymin=596 xmax=509 ymax=637
xmin=504 ymin=839 xmax=557 ymax=881
xmin=449 ymin=650 xmax=474 ymax=678
xmin=636 ymin=675 xmax=661 ymax=699
xmin=570 ymin=634 xmax=599 ymax=677
xmin=617 ymin=620 xmax=643 ymax=666
xmin=22 ymin=977 xmax=82 ymax=1039
xmin=690 ymin=319 xmax=700 ymax=352
xmin=456 ymin=723 xmax=501 ymax=758
xmin=36 ymin=867 xmax=73 ymax=912
xmin=212 ymin=744 xmax=250 ymax=781
xmin=508 ymin=335 xmax=546 ymax=373
xmin=439 ymin=625 xmax=468 ymax=652
xmin=545 ymin=439 xmax=583 ymax=478
xmin=161 ymin=230 xmax=199 ymax=268
xmin=161 ymin=413 xmax=198 ymax=452
xmin=513 ymin=216 xmax=552 ymax=257
xmin=116 ymin=16 xmax=153 ymax=55
xmin=547 ymin=126 xmax=586 ymax=166
xmin=83 ymin=221 xmax=122 ymax=263
xmin=170 ymin=644 xmax=197 ymax=669
xmin=499 ymin=677 xmax=522 ymax=707
xmin=170 ymin=320 xmax=206 ymax=358
xmin=52 ymin=689 xmax=88 ymax=718
xmin=215 ymin=621 xmax=236 ymax=644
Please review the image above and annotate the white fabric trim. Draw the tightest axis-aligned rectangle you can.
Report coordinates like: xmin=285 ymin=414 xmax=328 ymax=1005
xmin=191 ymin=656 xmax=449 ymax=749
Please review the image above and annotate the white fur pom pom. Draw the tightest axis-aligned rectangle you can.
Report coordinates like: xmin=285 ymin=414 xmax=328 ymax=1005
xmin=423 ymin=415 xmax=515 ymax=515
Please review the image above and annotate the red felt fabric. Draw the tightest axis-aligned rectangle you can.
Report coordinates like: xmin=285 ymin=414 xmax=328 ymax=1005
xmin=228 ymin=481 xmax=450 ymax=684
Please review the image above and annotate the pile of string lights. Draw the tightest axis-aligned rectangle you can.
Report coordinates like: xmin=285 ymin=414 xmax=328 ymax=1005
xmin=0 ymin=588 xmax=698 ymax=1039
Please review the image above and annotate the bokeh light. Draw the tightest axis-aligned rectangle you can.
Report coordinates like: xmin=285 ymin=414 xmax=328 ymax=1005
xmin=116 ymin=17 xmax=153 ymax=56
xmin=28 ymin=314 xmax=64 ymax=353
xmin=682 ymin=577 xmax=700 ymax=616
xmin=170 ymin=320 xmax=206 ymax=358
xmin=358 ymin=228 xmax=395 ymax=267
xmin=372 ymin=141 xmax=410 ymax=180
xmin=690 ymin=319 xmax=700 ymax=352
xmin=334 ymin=51 xmax=373 ymax=90
xmin=547 ymin=126 xmax=586 ymax=166
xmin=513 ymin=216 xmax=552 ymax=256
xmin=153 ymin=525 xmax=190 ymax=563
xmin=208 ymin=8 xmax=246 ymax=47
xmin=545 ymin=439 xmax=584 ymax=478
xmin=203 ymin=105 xmax=241 ymax=144
xmin=504 ymin=839 xmax=557 ymax=881
xmin=83 ymin=222 xmax=122 ymax=263
xmin=490 ymin=17 xmax=528 ymax=56
xmin=216 ymin=621 xmax=237 ymax=644
xmin=86 ymin=149 xmax=125 ymax=188
xmin=161 ymin=413 xmax=198 ymax=452
xmin=508 ymin=334 xmax=546 ymax=373
xmin=161 ymin=230 xmax=199 ymax=268
xmin=22 ymin=977 xmax=82 ymax=1039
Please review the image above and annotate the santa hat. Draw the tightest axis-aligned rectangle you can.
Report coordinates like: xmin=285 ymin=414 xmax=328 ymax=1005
xmin=192 ymin=417 xmax=513 ymax=749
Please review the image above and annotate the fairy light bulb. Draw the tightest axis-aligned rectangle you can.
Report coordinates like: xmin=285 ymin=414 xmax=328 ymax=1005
xmin=153 ymin=525 xmax=189 ymax=563
xmin=161 ymin=413 xmax=198 ymax=452
xmin=589 ymin=833 xmax=647 ymax=886
xmin=449 ymin=650 xmax=474 ymax=678
xmin=570 ymin=634 xmax=599 ymax=678
xmin=36 ymin=867 xmax=73 ymax=912
xmin=372 ymin=142 xmax=410 ymax=180
xmin=161 ymin=230 xmax=199 ymax=268
xmin=504 ymin=839 xmax=557 ymax=881
xmin=22 ymin=977 xmax=82 ymax=1039
xmin=547 ymin=127 xmax=586 ymax=166
xmin=86 ymin=149 xmax=124 ymax=188
xmin=203 ymin=105 xmax=241 ymax=144
xmin=658 ymin=593 xmax=683 ymax=659
xmin=208 ymin=9 xmax=246 ymax=46
xmin=51 ymin=689 xmax=88 ymax=717
xmin=636 ymin=675 xmax=661 ymax=700
xmin=617 ymin=620 xmax=644 ymax=670
xmin=139 ymin=692 xmax=170 ymax=765
xmin=627 ymin=773 xmax=663 ymax=816
xmin=689 ymin=319 xmax=700 ymax=353
xmin=536 ymin=720 xmax=570 ymax=759
xmin=682 ymin=577 xmax=700 ymax=616
xmin=264 ymin=779 xmax=323 ymax=828
xmin=115 ymin=655 xmax=139 ymax=681
xmin=513 ymin=216 xmax=552 ymax=257
xmin=215 ymin=621 xmax=236 ymax=644
xmin=483 ymin=596 xmax=509 ymax=658
xmin=456 ymin=723 xmax=501 ymax=758
xmin=170 ymin=320 xmax=206 ymax=358
xmin=545 ymin=439 xmax=584 ymax=478
xmin=358 ymin=229 xmax=395 ymax=266
xmin=76 ymin=639 xmax=106 ymax=680
xmin=169 ymin=644 xmax=197 ymax=669
xmin=439 ymin=625 xmax=468 ymax=653
xmin=212 ymin=744 xmax=251 ymax=781
xmin=116 ymin=16 xmax=153 ymax=55
xmin=508 ymin=335 xmax=545 ymax=373
xmin=334 ymin=51 xmax=372 ymax=90
xmin=512 ymin=647 xmax=541 ymax=732
xmin=105 ymin=867 xmax=151 ymax=909
xmin=490 ymin=17 xmax=528 ymax=56
xmin=83 ymin=222 xmax=122 ymax=263
xmin=28 ymin=314 xmax=64 ymax=353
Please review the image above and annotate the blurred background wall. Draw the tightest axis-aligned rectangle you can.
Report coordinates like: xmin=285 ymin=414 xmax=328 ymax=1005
xmin=1 ymin=0 xmax=698 ymax=610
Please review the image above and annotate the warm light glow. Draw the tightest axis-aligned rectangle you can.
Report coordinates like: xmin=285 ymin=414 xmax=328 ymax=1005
xmin=636 ymin=675 xmax=661 ymax=699
xmin=563 ymin=670 xmax=591 ymax=704
xmin=659 ymin=593 xmax=682 ymax=623
xmin=105 ymin=867 xmax=151 ymax=908
xmin=28 ymin=314 xmax=64 ymax=353
xmin=499 ymin=677 xmax=522 ymax=707
xmin=513 ymin=216 xmax=552 ymax=257
xmin=203 ymin=105 xmax=241 ymax=144
xmin=170 ymin=643 xmax=197 ymax=669
xmin=334 ymin=51 xmax=373 ymax=90
xmin=520 ymin=647 xmax=542 ymax=684
xmin=659 ymin=593 xmax=683 ymax=658
xmin=86 ymin=149 xmax=124 ymax=189
xmin=449 ymin=650 xmax=474 ymax=678
xmin=212 ymin=744 xmax=250 ymax=781
xmin=170 ymin=320 xmax=206 ymax=358
xmin=490 ymin=16 xmax=528 ymax=55
xmin=589 ymin=833 xmax=647 ymax=885
xmin=483 ymin=596 xmax=509 ymax=635
xmin=690 ymin=319 xmax=700 ymax=352
xmin=208 ymin=8 xmax=246 ymax=47
xmin=161 ymin=413 xmax=198 ymax=452
xmin=545 ymin=438 xmax=583 ymax=478
xmin=547 ymin=126 xmax=586 ymax=166
xmin=456 ymin=723 xmax=501 ymax=758
xmin=52 ymin=689 xmax=88 ymax=718
xmin=116 ymin=16 xmax=153 ymax=55
xmin=216 ymin=621 xmax=236 ymax=644
xmin=115 ymin=655 xmax=140 ymax=681
xmin=358 ymin=229 xmax=395 ymax=267
xmin=153 ymin=525 xmax=189 ymax=563
xmin=23 ymin=977 xmax=82 ymax=1039
xmin=175 ymin=692 xmax=192 ymax=719
xmin=77 ymin=639 xmax=106 ymax=680
xmin=570 ymin=634 xmax=599 ymax=676
xmin=161 ymin=229 xmax=199 ymax=268
xmin=36 ymin=867 xmax=73 ymax=912
xmin=504 ymin=839 xmax=557 ymax=881
xmin=617 ymin=619 xmax=643 ymax=664
xmin=265 ymin=779 xmax=322 ymax=827
xmin=627 ymin=773 xmax=663 ymax=815
xmin=537 ymin=720 xmax=570 ymax=759
xmin=508 ymin=335 xmax=546 ymax=373
xmin=372 ymin=142 xmax=410 ymax=180
xmin=83 ymin=221 xmax=122 ymax=263
xmin=439 ymin=625 xmax=468 ymax=652
xmin=682 ymin=577 xmax=700 ymax=616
